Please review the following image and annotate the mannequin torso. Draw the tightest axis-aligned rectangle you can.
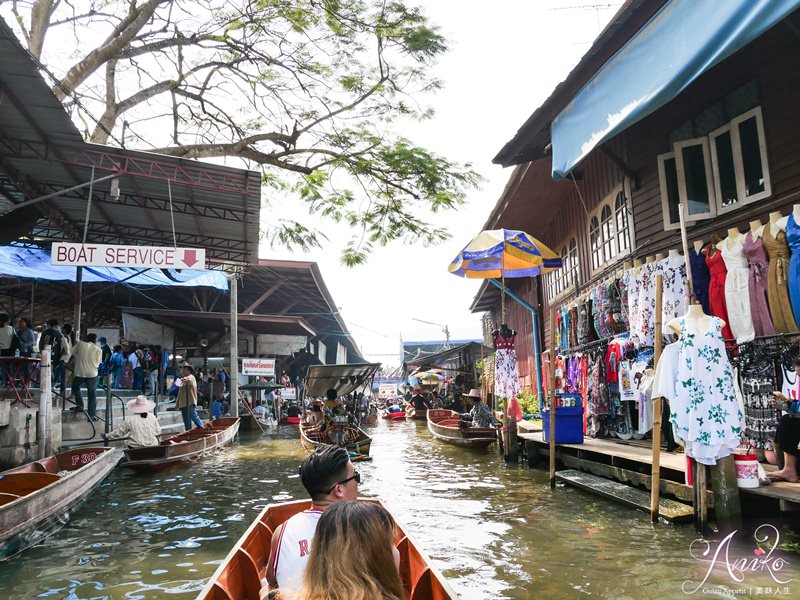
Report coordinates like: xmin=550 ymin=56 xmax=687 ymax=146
xmin=693 ymin=240 xmax=704 ymax=254
xmin=655 ymin=252 xmax=667 ymax=261
xmin=667 ymin=249 xmax=681 ymax=260
xmin=749 ymin=219 xmax=765 ymax=240
xmin=776 ymin=204 xmax=800 ymax=232
xmin=668 ymin=303 xmax=720 ymax=334
xmin=719 ymin=228 xmax=743 ymax=252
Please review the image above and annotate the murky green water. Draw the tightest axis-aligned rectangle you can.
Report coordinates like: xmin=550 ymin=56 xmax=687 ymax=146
xmin=1 ymin=420 xmax=799 ymax=599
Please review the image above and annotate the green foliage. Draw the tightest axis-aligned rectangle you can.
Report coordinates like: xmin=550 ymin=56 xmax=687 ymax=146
xmin=11 ymin=0 xmax=479 ymax=265
xmin=516 ymin=390 xmax=539 ymax=416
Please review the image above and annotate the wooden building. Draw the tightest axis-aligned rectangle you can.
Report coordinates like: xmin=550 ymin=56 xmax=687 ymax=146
xmin=471 ymin=0 xmax=800 ymax=393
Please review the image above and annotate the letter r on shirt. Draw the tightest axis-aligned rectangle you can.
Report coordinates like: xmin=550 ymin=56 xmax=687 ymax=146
xmin=298 ymin=539 xmax=309 ymax=557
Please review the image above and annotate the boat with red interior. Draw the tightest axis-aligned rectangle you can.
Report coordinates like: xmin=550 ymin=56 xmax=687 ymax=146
xmin=0 ymin=446 xmax=120 ymax=559
xmin=426 ymin=409 xmax=497 ymax=448
xmin=120 ymin=417 xmax=240 ymax=471
xmin=197 ymin=498 xmax=458 ymax=599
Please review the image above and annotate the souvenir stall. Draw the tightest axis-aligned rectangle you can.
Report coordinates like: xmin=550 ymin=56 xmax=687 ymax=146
xmin=545 ymin=206 xmax=800 ymax=455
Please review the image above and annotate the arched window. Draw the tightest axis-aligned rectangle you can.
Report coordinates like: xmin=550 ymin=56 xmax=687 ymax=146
xmin=588 ymin=185 xmax=632 ymax=271
xmin=547 ymin=236 xmax=579 ymax=300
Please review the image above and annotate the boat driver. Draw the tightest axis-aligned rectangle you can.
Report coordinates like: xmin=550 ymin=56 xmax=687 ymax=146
xmin=460 ymin=389 xmax=499 ymax=428
xmin=266 ymin=445 xmax=360 ymax=598
xmin=410 ymin=387 xmax=432 ymax=412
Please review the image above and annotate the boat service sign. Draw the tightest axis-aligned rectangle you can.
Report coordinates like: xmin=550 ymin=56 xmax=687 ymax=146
xmin=241 ymin=358 xmax=276 ymax=377
xmin=280 ymin=387 xmax=297 ymax=400
xmin=51 ymin=242 xmax=205 ymax=269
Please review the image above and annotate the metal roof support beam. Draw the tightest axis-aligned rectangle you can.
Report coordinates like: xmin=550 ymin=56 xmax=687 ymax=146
xmin=1 ymin=172 xmax=118 ymax=216
xmin=277 ymin=300 xmax=299 ymax=316
xmin=244 ymin=281 xmax=284 ymax=314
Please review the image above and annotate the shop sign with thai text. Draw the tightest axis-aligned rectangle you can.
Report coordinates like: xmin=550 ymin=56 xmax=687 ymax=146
xmin=241 ymin=358 xmax=276 ymax=377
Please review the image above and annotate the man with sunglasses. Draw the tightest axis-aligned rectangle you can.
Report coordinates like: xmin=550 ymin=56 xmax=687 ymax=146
xmin=266 ymin=444 xmax=360 ymax=597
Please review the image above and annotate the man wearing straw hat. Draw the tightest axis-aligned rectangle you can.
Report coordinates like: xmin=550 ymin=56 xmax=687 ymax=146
xmin=460 ymin=389 xmax=499 ymax=428
xmin=102 ymin=395 xmax=161 ymax=448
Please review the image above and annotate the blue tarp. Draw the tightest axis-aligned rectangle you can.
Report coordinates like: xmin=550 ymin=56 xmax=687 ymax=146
xmin=0 ymin=245 xmax=228 ymax=290
xmin=551 ymin=0 xmax=800 ymax=180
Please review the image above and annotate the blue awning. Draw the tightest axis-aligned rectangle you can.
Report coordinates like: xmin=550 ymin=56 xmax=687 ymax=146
xmin=0 ymin=245 xmax=228 ymax=290
xmin=551 ymin=0 xmax=800 ymax=180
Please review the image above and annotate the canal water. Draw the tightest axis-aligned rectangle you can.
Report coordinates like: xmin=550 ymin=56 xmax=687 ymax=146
xmin=1 ymin=419 xmax=799 ymax=599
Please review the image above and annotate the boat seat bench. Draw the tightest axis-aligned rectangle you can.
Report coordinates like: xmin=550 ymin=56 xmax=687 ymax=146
xmin=0 ymin=472 xmax=61 ymax=497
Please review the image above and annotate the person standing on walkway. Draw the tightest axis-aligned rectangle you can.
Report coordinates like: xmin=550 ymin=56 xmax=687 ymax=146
xmin=98 ymin=337 xmax=112 ymax=379
xmin=130 ymin=345 xmax=144 ymax=392
xmin=39 ymin=318 xmax=63 ymax=395
xmin=109 ymin=345 xmax=125 ymax=389
xmin=102 ymin=395 xmax=161 ymax=448
xmin=175 ymin=364 xmax=203 ymax=430
xmin=71 ymin=333 xmax=102 ymax=421
xmin=266 ymin=445 xmax=360 ymax=597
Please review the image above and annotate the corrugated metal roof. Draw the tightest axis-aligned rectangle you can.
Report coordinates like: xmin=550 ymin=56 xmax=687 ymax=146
xmin=0 ymin=17 xmax=261 ymax=264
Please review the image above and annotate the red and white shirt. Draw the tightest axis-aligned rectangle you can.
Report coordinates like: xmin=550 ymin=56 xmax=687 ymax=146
xmin=271 ymin=509 xmax=323 ymax=596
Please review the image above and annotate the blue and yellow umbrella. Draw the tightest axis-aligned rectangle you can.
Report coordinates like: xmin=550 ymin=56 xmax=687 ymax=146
xmin=448 ymin=229 xmax=562 ymax=279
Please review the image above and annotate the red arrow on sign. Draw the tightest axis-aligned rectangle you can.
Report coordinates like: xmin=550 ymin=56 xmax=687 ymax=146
xmin=183 ymin=249 xmax=199 ymax=268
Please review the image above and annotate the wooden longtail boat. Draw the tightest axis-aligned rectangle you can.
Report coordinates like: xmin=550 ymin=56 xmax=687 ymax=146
xmin=0 ymin=446 xmax=120 ymax=560
xmin=426 ymin=409 xmax=497 ymax=448
xmin=363 ymin=411 xmax=379 ymax=425
xmin=197 ymin=498 xmax=459 ymax=599
xmin=382 ymin=409 xmax=408 ymax=421
xmin=299 ymin=421 xmax=372 ymax=460
xmin=121 ymin=417 xmax=240 ymax=472
xmin=284 ymin=416 xmax=301 ymax=425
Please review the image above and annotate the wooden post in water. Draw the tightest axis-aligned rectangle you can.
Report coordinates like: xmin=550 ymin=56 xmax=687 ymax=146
xmin=650 ymin=275 xmax=663 ymax=523
xmin=548 ymin=308 xmax=557 ymax=489
xmin=230 ymin=272 xmax=239 ymax=419
xmin=36 ymin=347 xmax=51 ymax=459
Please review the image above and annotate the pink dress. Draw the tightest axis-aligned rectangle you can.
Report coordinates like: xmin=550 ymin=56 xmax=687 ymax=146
xmin=743 ymin=232 xmax=775 ymax=337
xmin=493 ymin=331 xmax=522 ymax=399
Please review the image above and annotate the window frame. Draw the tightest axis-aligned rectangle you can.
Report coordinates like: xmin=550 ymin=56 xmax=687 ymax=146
xmin=673 ymin=137 xmax=716 ymax=222
xmin=658 ymin=104 xmax=772 ymax=231
xmin=587 ymin=184 xmax=632 ymax=273
xmin=546 ymin=235 xmax=579 ymax=301
xmin=730 ymin=106 xmax=771 ymax=206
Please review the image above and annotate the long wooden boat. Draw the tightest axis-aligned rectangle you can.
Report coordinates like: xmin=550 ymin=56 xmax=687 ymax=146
xmin=382 ymin=409 xmax=408 ymax=421
xmin=426 ymin=409 xmax=497 ymax=448
xmin=0 ymin=446 xmax=120 ymax=560
xmin=121 ymin=417 xmax=240 ymax=472
xmin=284 ymin=416 xmax=301 ymax=425
xmin=197 ymin=498 xmax=459 ymax=599
xmin=299 ymin=421 xmax=372 ymax=461
xmin=363 ymin=411 xmax=379 ymax=425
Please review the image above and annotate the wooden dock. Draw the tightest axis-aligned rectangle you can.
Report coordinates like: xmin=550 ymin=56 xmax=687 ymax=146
xmin=556 ymin=469 xmax=694 ymax=523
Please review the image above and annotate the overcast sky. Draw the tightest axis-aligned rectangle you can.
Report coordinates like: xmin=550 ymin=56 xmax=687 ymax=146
xmin=270 ymin=1 xmax=621 ymax=367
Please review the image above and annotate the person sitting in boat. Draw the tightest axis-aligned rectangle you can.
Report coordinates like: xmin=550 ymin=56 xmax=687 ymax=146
xmin=305 ymin=403 xmax=324 ymax=428
xmin=294 ymin=501 xmax=403 ymax=600
xmin=252 ymin=399 xmax=269 ymax=421
xmin=287 ymin=403 xmax=302 ymax=418
xmin=266 ymin=445 xmax=360 ymax=598
xmin=409 ymin=387 xmax=432 ymax=412
xmin=102 ymin=395 xmax=161 ymax=448
xmin=387 ymin=400 xmax=403 ymax=413
xmin=461 ymin=389 xmax=499 ymax=428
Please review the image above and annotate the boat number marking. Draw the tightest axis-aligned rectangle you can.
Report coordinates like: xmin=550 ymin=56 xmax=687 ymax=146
xmin=71 ymin=452 xmax=97 ymax=466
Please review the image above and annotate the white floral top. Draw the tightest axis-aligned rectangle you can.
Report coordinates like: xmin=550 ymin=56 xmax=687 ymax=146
xmin=653 ymin=317 xmax=743 ymax=465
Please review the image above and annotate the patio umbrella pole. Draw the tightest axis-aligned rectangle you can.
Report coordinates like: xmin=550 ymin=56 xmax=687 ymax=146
xmin=650 ymin=274 xmax=663 ymax=523
xmin=548 ymin=307 xmax=557 ymax=489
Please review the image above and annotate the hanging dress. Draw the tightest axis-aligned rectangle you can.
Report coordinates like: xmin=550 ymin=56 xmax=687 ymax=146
xmin=493 ymin=330 xmax=522 ymax=399
xmin=688 ymin=246 xmax=711 ymax=314
xmin=718 ymin=237 xmax=756 ymax=343
xmin=742 ymin=232 xmax=775 ymax=337
xmin=657 ymin=253 xmax=689 ymax=331
xmin=705 ymin=247 xmax=735 ymax=342
xmin=623 ymin=267 xmax=641 ymax=341
xmin=656 ymin=317 xmax=743 ymax=465
xmin=786 ymin=214 xmax=800 ymax=326
xmin=636 ymin=261 xmax=658 ymax=346
xmin=762 ymin=224 xmax=798 ymax=333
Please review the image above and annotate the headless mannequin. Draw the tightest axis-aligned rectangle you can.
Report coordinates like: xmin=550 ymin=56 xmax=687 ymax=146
xmin=668 ymin=303 xmax=722 ymax=335
xmin=777 ymin=204 xmax=800 ymax=231
xmin=719 ymin=227 xmax=742 ymax=252
xmin=749 ymin=219 xmax=765 ymax=240
xmin=646 ymin=255 xmax=656 ymax=263
xmin=655 ymin=252 xmax=667 ymax=261
xmin=633 ymin=258 xmax=643 ymax=268
xmin=693 ymin=240 xmax=705 ymax=255
xmin=770 ymin=210 xmax=785 ymax=236
xmin=707 ymin=233 xmax=722 ymax=257
xmin=623 ymin=260 xmax=633 ymax=270
xmin=667 ymin=249 xmax=680 ymax=260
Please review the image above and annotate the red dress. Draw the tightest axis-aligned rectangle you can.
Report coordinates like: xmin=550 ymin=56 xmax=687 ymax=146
xmin=705 ymin=248 xmax=735 ymax=342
